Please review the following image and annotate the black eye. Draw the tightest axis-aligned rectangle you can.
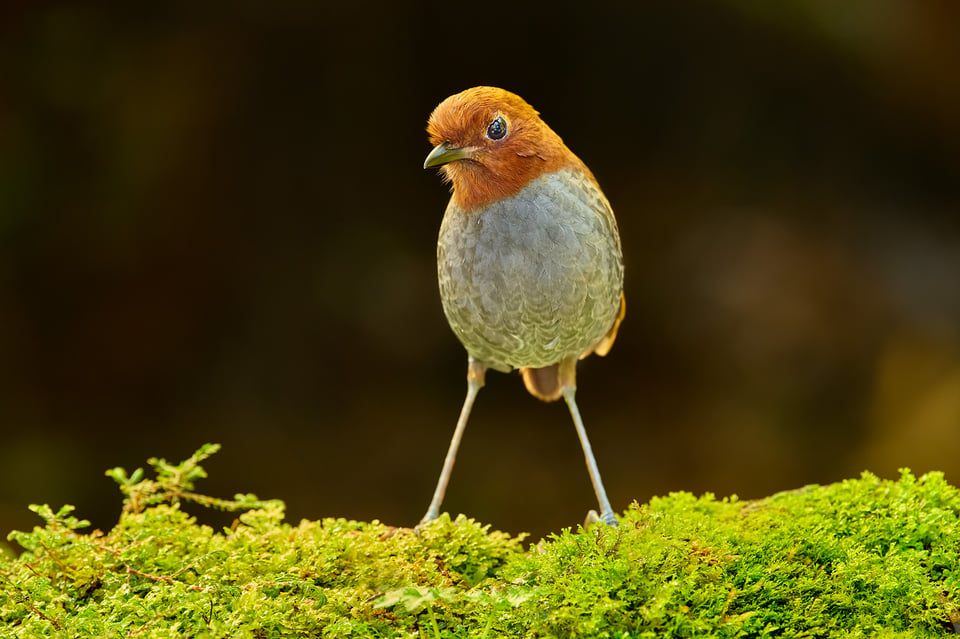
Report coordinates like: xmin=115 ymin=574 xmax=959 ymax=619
xmin=486 ymin=116 xmax=507 ymax=140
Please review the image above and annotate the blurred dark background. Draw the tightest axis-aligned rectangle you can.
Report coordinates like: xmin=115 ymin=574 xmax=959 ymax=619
xmin=2 ymin=1 xmax=959 ymax=543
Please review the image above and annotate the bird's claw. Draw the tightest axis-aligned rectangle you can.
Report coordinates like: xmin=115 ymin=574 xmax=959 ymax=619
xmin=584 ymin=509 xmax=619 ymax=528
xmin=414 ymin=509 xmax=441 ymax=536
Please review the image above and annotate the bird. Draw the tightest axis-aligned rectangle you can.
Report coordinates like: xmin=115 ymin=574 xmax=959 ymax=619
xmin=420 ymin=86 xmax=625 ymax=527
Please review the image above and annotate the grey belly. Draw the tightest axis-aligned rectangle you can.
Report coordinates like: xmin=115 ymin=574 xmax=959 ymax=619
xmin=436 ymin=169 xmax=622 ymax=370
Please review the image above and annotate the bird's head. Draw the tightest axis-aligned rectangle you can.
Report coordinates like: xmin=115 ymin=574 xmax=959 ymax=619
xmin=424 ymin=86 xmax=588 ymax=211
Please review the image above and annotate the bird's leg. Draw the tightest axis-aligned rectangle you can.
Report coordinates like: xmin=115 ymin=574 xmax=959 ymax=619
xmin=562 ymin=384 xmax=618 ymax=527
xmin=419 ymin=358 xmax=487 ymax=527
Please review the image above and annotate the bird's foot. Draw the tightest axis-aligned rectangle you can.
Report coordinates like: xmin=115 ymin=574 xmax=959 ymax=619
xmin=584 ymin=509 xmax=619 ymax=528
xmin=414 ymin=509 xmax=440 ymax=536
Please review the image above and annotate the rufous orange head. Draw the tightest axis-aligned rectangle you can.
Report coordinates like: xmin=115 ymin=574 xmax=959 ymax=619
xmin=424 ymin=87 xmax=593 ymax=211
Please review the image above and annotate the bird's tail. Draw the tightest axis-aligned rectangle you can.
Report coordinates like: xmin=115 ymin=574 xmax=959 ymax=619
xmin=520 ymin=357 xmax=578 ymax=402
xmin=520 ymin=365 xmax=562 ymax=402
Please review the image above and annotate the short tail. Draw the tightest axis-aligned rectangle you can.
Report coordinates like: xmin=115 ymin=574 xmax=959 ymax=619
xmin=520 ymin=364 xmax=563 ymax=402
xmin=520 ymin=358 xmax=578 ymax=402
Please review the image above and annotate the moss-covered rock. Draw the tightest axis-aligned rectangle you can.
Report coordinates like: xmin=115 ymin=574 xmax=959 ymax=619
xmin=1 ymin=445 xmax=958 ymax=637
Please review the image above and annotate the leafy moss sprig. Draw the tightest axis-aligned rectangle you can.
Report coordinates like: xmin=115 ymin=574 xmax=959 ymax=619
xmin=105 ymin=442 xmax=281 ymax=518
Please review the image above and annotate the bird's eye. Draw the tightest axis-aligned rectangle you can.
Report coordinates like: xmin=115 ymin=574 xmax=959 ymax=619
xmin=486 ymin=116 xmax=508 ymax=141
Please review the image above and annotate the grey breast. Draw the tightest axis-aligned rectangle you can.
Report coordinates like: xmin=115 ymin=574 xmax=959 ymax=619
xmin=437 ymin=168 xmax=623 ymax=371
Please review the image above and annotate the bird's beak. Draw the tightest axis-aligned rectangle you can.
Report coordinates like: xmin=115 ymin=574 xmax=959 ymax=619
xmin=423 ymin=142 xmax=476 ymax=169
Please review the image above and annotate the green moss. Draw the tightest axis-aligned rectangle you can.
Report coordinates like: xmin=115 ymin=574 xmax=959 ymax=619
xmin=2 ymin=445 xmax=959 ymax=637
